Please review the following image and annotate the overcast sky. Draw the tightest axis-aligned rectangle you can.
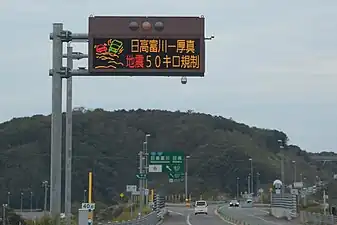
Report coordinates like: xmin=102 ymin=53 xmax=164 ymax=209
xmin=0 ymin=0 xmax=336 ymax=152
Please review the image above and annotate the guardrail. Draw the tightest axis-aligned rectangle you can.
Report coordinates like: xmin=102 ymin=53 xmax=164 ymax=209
xmin=108 ymin=209 xmax=167 ymax=225
xmin=300 ymin=211 xmax=337 ymax=224
xmin=165 ymin=201 xmax=270 ymax=207
xmin=216 ymin=206 xmax=252 ymax=225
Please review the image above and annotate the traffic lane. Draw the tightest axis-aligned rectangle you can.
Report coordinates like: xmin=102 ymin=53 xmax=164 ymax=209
xmin=188 ymin=206 xmax=233 ymax=225
xmin=167 ymin=206 xmax=192 ymax=216
xmin=219 ymin=206 xmax=297 ymax=225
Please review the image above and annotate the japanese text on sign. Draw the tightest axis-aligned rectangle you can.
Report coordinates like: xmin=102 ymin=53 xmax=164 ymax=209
xmin=92 ymin=38 xmax=201 ymax=70
xmin=149 ymin=152 xmax=184 ymax=164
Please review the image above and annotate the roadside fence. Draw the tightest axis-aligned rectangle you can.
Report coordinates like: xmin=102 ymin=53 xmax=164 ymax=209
xmin=300 ymin=211 xmax=337 ymax=224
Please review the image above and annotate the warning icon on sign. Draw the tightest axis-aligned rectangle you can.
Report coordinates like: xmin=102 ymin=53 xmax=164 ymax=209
xmin=149 ymin=164 xmax=162 ymax=173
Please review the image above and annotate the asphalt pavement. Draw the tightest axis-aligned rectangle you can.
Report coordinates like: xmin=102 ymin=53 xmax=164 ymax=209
xmin=218 ymin=205 xmax=300 ymax=225
xmin=162 ymin=206 xmax=233 ymax=225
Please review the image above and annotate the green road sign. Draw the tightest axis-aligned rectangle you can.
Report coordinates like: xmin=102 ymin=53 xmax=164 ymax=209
xmin=149 ymin=151 xmax=185 ymax=173
xmin=136 ymin=173 xmax=147 ymax=179
xmin=149 ymin=151 xmax=185 ymax=182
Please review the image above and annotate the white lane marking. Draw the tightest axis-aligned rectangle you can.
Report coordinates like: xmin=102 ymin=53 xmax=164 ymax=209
xmin=186 ymin=213 xmax=192 ymax=225
xmin=168 ymin=210 xmax=184 ymax=216
xmin=259 ymin=209 xmax=269 ymax=213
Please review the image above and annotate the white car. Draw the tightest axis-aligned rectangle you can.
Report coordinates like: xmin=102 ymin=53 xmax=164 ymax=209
xmin=194 ymin=200 xmax=208 ymax=215
xmin=229 ymin=200 xmax=239 ymax=207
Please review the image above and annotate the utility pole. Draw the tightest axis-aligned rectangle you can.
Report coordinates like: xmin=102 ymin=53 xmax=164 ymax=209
xmin=65 ymin=42 xmax=73 ymax=225
xmin=138 ymin=150 xmax=144 ymax=216
xmin=43 ymin=181 xmax=49 ymax=214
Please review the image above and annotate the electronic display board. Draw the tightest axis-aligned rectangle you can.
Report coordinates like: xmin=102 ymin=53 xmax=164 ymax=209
xmin=92 ymin=38 xmax=201 ymax=71
xmin=88 ymin=16 xmax=205 ymax=76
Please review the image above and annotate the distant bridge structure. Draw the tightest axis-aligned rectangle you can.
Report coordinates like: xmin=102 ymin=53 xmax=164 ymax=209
xmin=310 ymin=156 xmax=337 ymax=165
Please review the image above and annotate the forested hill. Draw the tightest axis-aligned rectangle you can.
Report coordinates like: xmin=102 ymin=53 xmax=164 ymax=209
xmin=0 ymin=108 xmax=334 ymax=207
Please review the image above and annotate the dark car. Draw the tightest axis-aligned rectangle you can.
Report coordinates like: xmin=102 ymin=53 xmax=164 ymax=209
xmin=229 ymin=200 xmax=239 ymax=207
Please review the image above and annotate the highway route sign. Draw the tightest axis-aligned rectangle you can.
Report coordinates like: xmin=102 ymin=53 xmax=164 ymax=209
xmin=81 ymin=203 xmax=95 ymax=210
xmin=126 ymin=185 xmax=137 ymax=192
xmin=149 ymin=151 xmax=185 ymax=183
xmin=149 ymin=151 xmax=184 ymax=173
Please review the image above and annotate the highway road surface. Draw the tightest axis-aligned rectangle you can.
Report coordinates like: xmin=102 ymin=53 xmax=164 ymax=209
xmin=163 ymin=205 xmax=301 ymax=225
xmin=163 ymin=205 xmax=233 ymax=225
xmin=218 ymin=205 xmax=301 ymax=225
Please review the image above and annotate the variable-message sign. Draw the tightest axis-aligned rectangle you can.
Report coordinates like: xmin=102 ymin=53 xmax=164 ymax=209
xmin=92 ymin=38 xmax=201 ymax=70
xmin=88 ymin=16 xmax=205 ymax=76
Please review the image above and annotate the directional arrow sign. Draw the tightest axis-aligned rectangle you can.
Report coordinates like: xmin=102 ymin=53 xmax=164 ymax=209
xmin=169 ymin=172 xmax=184 ymax=179
xmin=166 ymin=165 xmax=172 ymax=172
xmin=136 ymin=174 xmax=147 ymax=179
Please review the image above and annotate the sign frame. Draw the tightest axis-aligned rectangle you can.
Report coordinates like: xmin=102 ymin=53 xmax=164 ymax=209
xmin=88 ymin=16 xmax=205 ymax=77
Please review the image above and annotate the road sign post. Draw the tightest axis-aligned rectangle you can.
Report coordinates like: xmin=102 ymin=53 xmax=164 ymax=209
xmin=50 ymin=17 xmax=210 ymax=224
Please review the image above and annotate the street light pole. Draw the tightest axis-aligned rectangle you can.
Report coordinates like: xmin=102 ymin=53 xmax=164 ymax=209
xmin=139 ymin=149 xmax=145 ymax=216
xmin=185 ymin=156 xmax=190 ymax=203
xmin=292 ymin=161 xmax=296 ymax=185
xmin=249 ymin=158 xmax=253 ymax=195
xmin=236 ymin=177 xmax=239 ymax=199
xmin=43 ymin=181 xmax=49 ymax=213
xmin=20 ymin=192 xmax=23 ymax=212
xmin=83 ymin=189 xmax=87 ymax=202
xmin=2 ymin=204 xmax=7 ymax=225
xmin=247 ymin=174 xmax=251 ymax=194
xmin=278 ymin=140 xmax=285 ymax=195
xmin=144 ymin=134 xmax=150 ymax=206
xmin=30 ymin=192 xmax=33 ymax=212
xmin=7 ymin=192 xmax=10 ymax=207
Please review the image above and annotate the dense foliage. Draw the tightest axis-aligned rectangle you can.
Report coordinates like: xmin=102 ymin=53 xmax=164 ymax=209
xmin=0 ymin=108 xmax=335 ymax=209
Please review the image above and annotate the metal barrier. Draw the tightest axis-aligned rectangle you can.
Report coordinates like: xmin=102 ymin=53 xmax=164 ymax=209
xmin=216 ymin=206 xmax=252 ymax=225
xmin=109 ymin=211 xmax=162 ymax=225
xmin=300 ymin=211 xmax=337 ymax=224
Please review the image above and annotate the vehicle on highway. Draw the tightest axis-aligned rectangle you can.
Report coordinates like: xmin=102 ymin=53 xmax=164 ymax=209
xmin=194 ymin=200 xmax=208 ymax=215
xmin=229 ymin=199 xmax=240 ymax=207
